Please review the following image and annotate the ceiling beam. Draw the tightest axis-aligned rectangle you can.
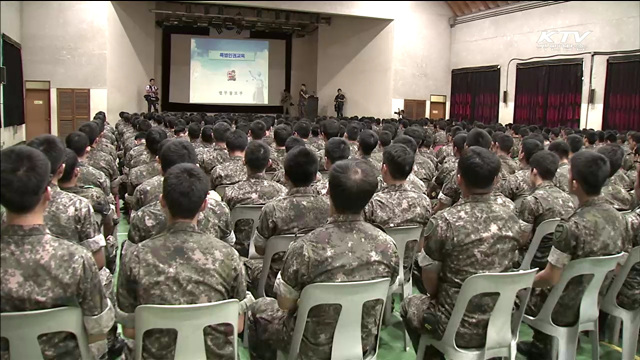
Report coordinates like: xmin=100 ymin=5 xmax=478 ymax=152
xmin=447 ymin=1 xmax=464 ymax=16
xmin=458 ymin=1 xmax=474 ymax=15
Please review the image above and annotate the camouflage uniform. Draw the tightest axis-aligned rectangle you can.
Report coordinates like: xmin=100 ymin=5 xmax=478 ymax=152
xmin=87 ymin=148 xmax=119 ymax=182
xmin=618 ymin=207 xmax=640 ymax=310
xmin=128 ymin=175 xmax=163 ymax=212
xmin=436 ymin=144 xmax=454 ymax=164
xmin=272 ymin=170 xmax=322 ymax=187
xmin=434 ymin=130 xmax=447 ymax=147
xmin=197 ymin=144 xmax=230 ymax=175
xmin=348 ymin=142 xmax=359 ymax=158
xmin=414 ymin=155 xmax=437 ymax=184
xmin=307 ymin=137 xmax=324 ymax=153
xmin=611 ymin=170 xmax=634 ymax=191
xmin=621 ymin=150 xmax=635 ymax=172
xmin=312 ymin=176 xmax=329 ymax=196
xmin=211 ymin=155 xmax=247 ymax=190
xmin=583 ymin=144 xmax=597 ymax=151
xmin=267 ymin=147 xmax=286 ymax=173
xmin=1 ymin=225 xmax=114 ymax=360
xmin=501 ymin=166 xmax=533 ymax=201
xmin=517 ymin=181 xmax=575 ymax=269
xmin=117 ymin=222 xmax=248 ymax=360
xmin=95 ymin=138 xmax=117 ymax=161
xmin=128 ymin=161 xmax=161 ymax=191
xmin=601 ymin=179 xmax=634 ymax=211
xmin=124 ymin=143 xmax=148 ymax=170
xmin=248 ymin=214 xmax=399 ymax=360
xmin=78 ymin=161 xmax=112 ymax=198
xmin=511 ymin=136 xmax=522 ymax=159
xmin=498 ymin=154 xmax=519 ymax=175
xmin=190 ymin=139 xmax=204 ymax=152
xmin=223 ymin=174 xmax=287 ymax=257
xmin=357 ymin=154 xmax=382 ymax=172
xmin=245 ymin=187 xmax=330 ymax=298
xmin=553 ymin=162 xmax=570 ymax=193
xmin=128 ymin=149 xmax=154 ymax=172
xmin=401 ymin=194 xmax=525 ymax=352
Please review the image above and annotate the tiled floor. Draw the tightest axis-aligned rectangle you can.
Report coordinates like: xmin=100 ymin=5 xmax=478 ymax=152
xmin=115 ymin=219 xmax=634 ymax=360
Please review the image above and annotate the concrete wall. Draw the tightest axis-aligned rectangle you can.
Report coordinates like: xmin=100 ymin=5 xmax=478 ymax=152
xmin=0 ymin=1 xmax=25 ymax=148
xmin=451 ymin=1 xmax=640 ymax=129
xmin=291 ymin=30 xmax=318 ymax=102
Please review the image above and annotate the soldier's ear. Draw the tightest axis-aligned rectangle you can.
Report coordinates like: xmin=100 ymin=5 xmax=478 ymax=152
xmin=199 ymin=198 xmax=208 ymax=213
xmin=73 ymin=168 xmax=80 ymax=179
xmin=43 ymin=186 xmax=52 ymax=204
xmin=159 ymin=194 xmax=167 ymax=209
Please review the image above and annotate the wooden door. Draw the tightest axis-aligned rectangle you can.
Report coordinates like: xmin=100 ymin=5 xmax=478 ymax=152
xmin=403 ymin=99 xmax=427 ymax=119
xmin=57 ymin=89 xmax=90 ymax=139
xmin=430 ymin=102 xmax=445 ymax=120
xmin=25 ymin=89 xmax=50 ymax=140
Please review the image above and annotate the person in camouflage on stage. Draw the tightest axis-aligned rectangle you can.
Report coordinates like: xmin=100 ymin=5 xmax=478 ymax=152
xmin=198 ymin=122 xmax=231 ymax=175
xmin=247 ymin=159 xmax=398 ymax=360
xmin=211 ymin=129 xmax=249 ymax=190
xmin=597 ymin=144 xmax=634 ymax=211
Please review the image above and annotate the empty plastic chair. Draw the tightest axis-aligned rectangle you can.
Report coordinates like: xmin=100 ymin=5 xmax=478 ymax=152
xmin=1 ymin=306 xmax=93 ymax=360
xmin=257 ymin=234 xmax=297 ymax=298
xmin=601 ymin=246 xmax=640 ymax=360
xmin=518 ymin=218 xmax=560 ymax=270
xmin=230 ymin=204 xmax=264 ymax=259
xmin=278 ymin=278 xmax=391 ymax=360
xmin=523 ymin=253 xmax=624 ymax=360
xmin=134 ymin=299 xmax=240 ymax=360
xmin=416 ymin=269 xmax=538 ymax=360
xmin=215 ymin=185 xmax=230 ymax=198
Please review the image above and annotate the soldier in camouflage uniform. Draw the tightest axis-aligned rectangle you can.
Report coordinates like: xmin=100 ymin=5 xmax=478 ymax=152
xmin=80 ymin=122 xmax=120 ymax=184
xmin=355 ymin=129 xmax=382 ymax=171
xmin=433 ymin=121 xmax=447 ymax=147
xmin=404 ymin=127 xmax=437 ymax=184
xmin=313 ymin=138 xmax=351 ymax=196
xmin=223 ymin=141 xmax=287 ymax=257
xmin=548 ymin=140 xmax=571 ymax=194
xmin=266 ymin=124 xmax=291 ymax=173
xmin=211 ymin=130 xmax=249 ymax=190
xmin=418 ymin=133 xmax=439 ymax=170
xmin=198 ymin=122 xmax=231 ymax=175
xmin=617 ymin=168 xmax=639 ymax=311
xmin=127 ymin=128 xmax=166 ymax=193
xmin=518 ymin=151 xmax=627 ymax=359
xmin=344 ymin=123 xmax=361 ymax=157
xmin=245 ymin=146 xmax=331 ymax=298
xmin=66 ymin=131 xmax=115 ymax=202
xmin=271 ymin=137 xmax=322 ymax=186
xmin=597 ymin=144 xmax=634 ymax=211
xmin=501 ymin=139 xmax=544 ymax=201
xmin=187 ymin=122 xmax=204 ymax=152
xmin=391 ymin=136 xmax=435 ymax=195
xmin=117 ymin=163 xmax=251 ymax=360
xmin=402 ymin=147 xmax=526 ymax=359
xmin=517 ymin=151 xmax=575 ymax=270
xmin=248 ymin=159 xmax=398 ymax=360
xmin=1 ymin=145 xmax=115 ymax=360
xmin=493 ymin=133 xmax=519 ymax=175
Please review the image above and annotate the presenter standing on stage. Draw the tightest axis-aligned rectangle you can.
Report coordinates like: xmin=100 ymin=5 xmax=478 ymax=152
xmin=144 ymin=78 xmax=159 ymax=113
xmin=334 ymin=88 xmax=346 ymax=118
xmin=281 ymin=89 xmax=293 ymax=116
xmin=298 ymin=83 xmax=309 ymax=118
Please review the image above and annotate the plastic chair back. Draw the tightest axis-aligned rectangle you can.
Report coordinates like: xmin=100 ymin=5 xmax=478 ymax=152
xmin=215 ymin=185 xmax=230 ymax=198
xmin=384 ymin=226 xmax=423 ymax=287
xmin=134 ymin=300 xmax=240 ymax=360
xmin=257 ymin=234 xmax=297 ymax=298
xmin=1 ymin=307 xmax=92 ymax=360
xmin=286 ymin=278 xmax=391 ymax=360
xmin=519 ymin=219 xmax=560 ymax=270
xmin=603 ymin=246 xmax=640 ymax=311
xmin=230 ymin=205 xmax=264 ymax=259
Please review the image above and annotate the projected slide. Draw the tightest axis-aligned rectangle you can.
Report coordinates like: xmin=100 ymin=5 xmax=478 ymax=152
xmin=190 ymin=38 xmax=269 ymax=104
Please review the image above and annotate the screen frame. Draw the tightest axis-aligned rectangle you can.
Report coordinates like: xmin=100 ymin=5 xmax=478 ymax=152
xmin=161 ymin=25 xmax=292 ymax=113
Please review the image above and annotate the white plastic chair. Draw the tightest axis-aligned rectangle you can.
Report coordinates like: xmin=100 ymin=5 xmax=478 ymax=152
xmin=278 ymin=278 xmax=391 ymax=360
xmin=215 ymin=185 xmax=230 ymax=198
xmin=257 ymin=234 xmax=297 ymax=298
xmin=518 ymin=218 xmax=560 ymax=270
xmin=382 ymin=226 xmax=423 ymax=351
xmin=134 ymin=299 xmax=240 ymax=360
xmin=523 ymin=253 xmax=624 ymax=360
xmin=601 ymin=246 xmax=640 ymax=360
xmin=1 ymin=306 xmax=93 ymax=360
xmin=416 ymin=269 xmax=538 ymax=360
xmin=230 ymin=204 xmax=264 ymax=259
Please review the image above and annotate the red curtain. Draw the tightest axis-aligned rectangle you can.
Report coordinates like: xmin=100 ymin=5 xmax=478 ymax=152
xmin=514 ymin=62 xmax=582 ymax=128
xmin=450 ymin=67 xmax=500 ymax=124
xmin=603 ymin=58 xmax=640 ymax=131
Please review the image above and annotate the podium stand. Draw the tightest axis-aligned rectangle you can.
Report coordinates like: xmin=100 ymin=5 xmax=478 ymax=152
xmin=305 ymin=96 xmax=318 ymax=119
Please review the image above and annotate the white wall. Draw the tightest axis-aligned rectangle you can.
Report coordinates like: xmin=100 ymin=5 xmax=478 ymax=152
xmin=451 ymin=1 xmax=640 ymax=129
xmin=0 ymin=1 xmax=25 ymax=148
xmin=291 ymin=30 xmax=318 ymax=99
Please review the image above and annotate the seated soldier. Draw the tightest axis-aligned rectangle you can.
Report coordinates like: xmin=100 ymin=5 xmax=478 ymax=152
xmin=418 ymin=132 xmax=438 ymax=170
xmin=245 ymin=146 xmax=331 ymax=298
xmin=128 ymin=139 xmax=234 ymax=245
xmin=198 ymin=122 xmax=231 ymax=175
xmin=187 ymin=122 xmax=204 ymax=152
xmin=501 ymin=138 xmax=544 ymax=201
xmin=493 ymin=133 xmax=519 ymax=175
xmin=1 ymin=146 xmax=114 ymax=359
xmin=388 ymin=136 xmax=430 ymax=197
xmin=548 ymin=140 xmax=571 ymax=193
xmin=127 ymin=128 xmax=166 ymax=194
xmin=118 ymin=163 xmax=251 ymax=360
xmin=66 ymin=131 xmax=113 ymax=201
xmin=583 ymin=130 xmax=598 ymax=151
xmin=267 ymin=124 xmax=291 ymax=173
xmin=344 ymin=123 xmax=361 ymax=156
xmin=618 ymin=167 xmax=639 ymax=311
xmin=80 ymin=121 xmax=119 ymax=185
xmin=356 ymin=129 xmax=381 ymax=170
xmin=517 ymin=150 xmax=575 ymax=270
xmin=597 ymin=144 xmax=634 ymax=211
xmin=370 ymin=130 xmax=392 ymax=167
xmin=248 ymin=159 xmax=398 ymax=360
xmin=211 ymin=129 xmax=249 ymax=190
xmin=518 ymin=151 xmax=627 ymax=359
xmin=223 ymin=141 xmax=287 ymax=257
xmin=404 ymin=126 xmax=437 ymax=185
xmin=271 ymin=137 xmax=322 ymax=186
xmin=314 ymin=137 xmax=351 ymax=195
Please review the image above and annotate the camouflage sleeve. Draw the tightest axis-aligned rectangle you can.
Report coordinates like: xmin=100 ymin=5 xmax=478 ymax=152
xmin=215 ymin=200 xmax=234 ymax=244
xmin=501 ymin=174 xmax=517 ymax=200
xmin=127 ymin=211 xmax=146 ymax=244
xmin=107 ymin=160 xmax=118 ymax=182
xmin=423 ymin=216 xmax=453 ymax=262
xmin=362 ymin=201 xmax=377 ymax=225
xmin=228 ymin=250 xmax=250 ymax=311
xmin=211 ymin=169 xmax=222 ymax=190
xmin=97 ymin=172 xmax=111 ymax=198
xmin=440 ymin=175 xmax=460 ymax=205
xmin=548 ymin=221 xmax=573 ymax=268
xmin=517 ymin=195 xmax=539 ymax=234
xmin=255 ymin=204 xmax=276 ymax=251
xmin=627 ymin=210 xmax=640 ymax=247
xmin=116 ymin=243 xmax=140 ymax=328
xmin=78 ymin=252 xmax=114 ymax=335
xmin=275 ymin=239 xmax=310 ymax=300
xmin=130 ymin=185 xmax=145 ymax=212
xmin=75 ymin=199 xmax=106 ymax=253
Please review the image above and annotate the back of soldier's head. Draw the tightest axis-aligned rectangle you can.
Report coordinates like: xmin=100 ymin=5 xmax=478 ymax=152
xmin=226 ymin=130 xmax=249 ymax=153
xmin=382 ymin=123 xmax=397 ymax=138
xmin=138 ymin=119 xmax=152 ymax=133
xmin=570 ymin=151 xmax=610 ymax=196
xmin=392 ymin=135 xmax=417 ymax=155
xmin=249 ymin=120 xmax=267 ymax=140
xmin=146 ymin=128 xmax=168 ymax=157
xmin=321 ymin=119 xmax=341 ymax=139
xmin=293 ymin=121 xmax=311 ymax=139
xmin=585 ymin=130 xmax=597 ymax=145
xmin=311 ymin=124 xmax=320 ymax=137
xmin=453 ymin=133 xmax=468 ymax=153
xmin=358 ymin=130 xmax=378 ymax=156
xmin=521 ymin=139 xmax=544 ymax=164
xmin=597 ymin=143 xmax=624 ymax=178
xmin=383 ymin=144 xmax=414 ymax=181
xmin=201 ymin=125 xmax=214 ymax=144
xmin=329 ymin=159 xmax=378 ymax=214
xmin=162 ymin=163 xmax=209 ymax=220
xmin=458 ymin=147 xmax=501 ymax=192
xmin=27 ymin=135 xmax=65 ymax=176
xmin=159 ymin=139 xmax=197 ymax=173
xmin=60 ymin=149 xmax=80 ymax=183
xmin=378 ymin=131 xmax=392 ymax=148
xmin=274 ymin=124 xmax=292 ymax=147
xmin=423 ymin=133 xmax=434 ymax=149
xmin=325 ymin=138 xmax=350 ymax=165
xmin=530 ymin=150 xmax=559 ymax=181
xmin=213 ymin=122 xmax=231 ymax=143
xmin=245 ymin=140 xmax=271 ymax=173
xmin=605 ymin=132 xmax=617 ymax=144
xmin=1 ymin=146 xmax=51 ymax=215
xmin=285 ymin=136 xmax=305 ymax=153
xmin=495 ymin=133 xmax=514 ymax=153
xmin=403 ymin=127 xmax=425 ymax=148
xmin=345 ymin=123 xmax=360 ymax=141
xmin=78 ymin=122 xmax=100 ymax=145
xmin=548 ymin=140 xmax=570 ymax=160
xmin=65 ymin=131 xmax=91 ymax=157
xmin=285 ymin=146 xmax=318 ymax=187
xmin=567 ymin=134 xmax=583 ymax=154
xmin=466 ymin=129 xmax=492 ymax=149
xmin=187 ymin=122 xmax=201 ymax=140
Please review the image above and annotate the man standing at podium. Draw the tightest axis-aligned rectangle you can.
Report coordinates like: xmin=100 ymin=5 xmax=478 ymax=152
xmin=298 ymin=83 xmax=309 ymax=118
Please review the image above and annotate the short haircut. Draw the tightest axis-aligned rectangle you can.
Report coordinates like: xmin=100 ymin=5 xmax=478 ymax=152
xmin=325 ymin=138 xmax=351 ymax=164
xmin=605 ymin=132 xmax=617 ymax=143
xmin=293 ymin=121 xmax=311 ymax=139
xmin=521 ymin=139 xmax=544 ymax=164
xmin=187 ymin=122 xmax=202 ymax=140
xmin=27 ymin=135 xmax=66 ymax=176
xmin=423 ymin=133 xmax=434 ymax=149
xmin=174 ymin=125 xmax=186 ymax=136
xmin=135 ymin=132 xmax=146 ymax=141
xmin=78 ymin=122 xmax=100 ymax=145
xmin=249 ymin=120 xmax=267 ymax=140
xmin=392 ymin=135 xmax=417 ymax=154
xmin=321 ymin=120 xmax=341 ymax=139
xmin=159 ymin=139 xmax=197 ymax=173
xmin=597 ymin=130 xmax=605 ymax=143
xmin=284 ymin=146 xmax=318 ymax=187
xmin=585 ymin=130 xmax=597 ymax=145
xmin=201 ymin=125 xmax=214 ymax=144
xmin=567 ymin=134 xmax=583 ymax=153
xmin=146 ymin=128 xmax=168 ymax=156
xmin=274 ymin=124 xmax=292 ymax=147
xmin=453 ymin=133 xmax=468 ymax=152
xmin=213 ymin=122 xmax=232 ymax=142
xmin=138 ymin=119 xmax=152 ymax=133
xmin=548 ymin=140 xmax=570 ymax=160
xmin=162 ymin=163 xmax=209 ymax=220
xmin=65 ymin=132 xmax=90 ymax=157
xmin=597 ymin=144 xmax=625 ymax=178
xmin=383 ymin=144 xmax=414 ymax=180
xmin=329 ymin=159 xmax=378 ymax=214
xmin=358 ymin=130 xmax=379 ymax=156
xmin=60 ymin=149 xmax=79 ymax=183
xmin=458 ymin=147 xmax=501 ymax=191
xmin=403 ymin=127 xmax=424 ymax=148
xmin=378 ymin=131 xmax=393 ymax=147
xmin=529 ymin=150 xmax=559 ymax=181
xmin=311 ymin=124 xmax=320 ymax=137
xmin=245 ymin=140 xmax=271 ymax=172
xmin=570 ymin=151 xmax=610 ymax=195
xmin=345 ymin=123 xmax=360 ymax=141
xmin=226 ymin=129 xmax=249 ymax=152
xmin=466 ymin=129 xmax=492 ymax=149
xmin=1 ymin=146 xmax=51 ymax=214
xmin=495 ymin=133 xmax=514 ymax=153
xmin=285 ymin=136 xmax=305 ymax=153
